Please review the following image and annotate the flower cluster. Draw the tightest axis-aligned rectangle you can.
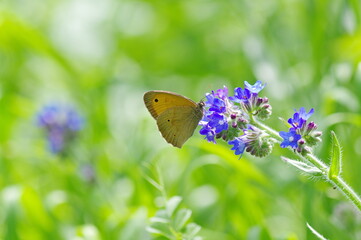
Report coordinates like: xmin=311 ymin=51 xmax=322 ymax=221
xmin=200 ymin=81 xmax=273 ymax=157
xmin=279 ymin=107 xmax=322 ymax=155
xmin=37 ymin=104 xmax=84 ymax=154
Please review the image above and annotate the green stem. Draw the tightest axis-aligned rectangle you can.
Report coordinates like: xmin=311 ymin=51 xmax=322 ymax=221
xmin=331 ymin=176 xmax=361 ymax=211
xmin=252 ymin=119 xmax=361 ymax=212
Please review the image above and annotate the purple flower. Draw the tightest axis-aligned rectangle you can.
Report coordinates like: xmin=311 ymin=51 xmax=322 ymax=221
xmin=204 ymin=93 xmax=216 ymax=107
xmin=205 ymin=93 xmax=226 ymax=113
xmin=288 ymin=112 xmax=306 ymax=130
xmin=200 ymin=83 xmax=273 ymax=158
xmin=209 ymin=98 xmax=226 ymax=113
xmin=288 ymin=107 xmax=314 ymax=130
xmin=280 ymin=107 xmax=321 ymax=154
xmin=214 ymin=86 xmax=228 ymax=100
xmin=297 ymin=107 xmax=314 ymax=120
xmin=207 ymin=113 xmax=228 ymax=133
xmin=279 ymin=130 xmax=301 ymax=149
xmin=228 ymin=137 xmax=246 ymax=155
xmin=48 ymin=128 xmax=65 ymax=153
xmin=244 ymin=80 xmax=265 ymax=93
xmin=200 ymin=124 xmax=216 ymax=143
xmin=230 ymin=87 xmax=251 ymax=103
xmin=37 ymin=104 xmax=84 ymax=154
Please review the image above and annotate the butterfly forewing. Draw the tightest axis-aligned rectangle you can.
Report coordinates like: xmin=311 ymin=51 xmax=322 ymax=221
xmin=144 ymin=91 xmax=198 ymax=119
xmin=156 ymin=105 xmax=203 ymax=148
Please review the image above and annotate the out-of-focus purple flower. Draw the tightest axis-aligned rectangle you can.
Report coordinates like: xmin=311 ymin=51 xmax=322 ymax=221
xmin=228 ymin=137 xmax=246 ymax=156
xmin=48 ymin=128 xmax=65 ymax=153
xmin=37 ymin=104 xmax=84 ymax=154
xmin=244 ymin=80 xmax=265 ymax=93
xmin=279 ymin=130 xmax=301 ymax=149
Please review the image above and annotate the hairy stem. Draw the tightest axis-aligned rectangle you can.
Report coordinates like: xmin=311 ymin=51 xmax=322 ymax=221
xmin=252 ymin=119 xmax=361 ymax=212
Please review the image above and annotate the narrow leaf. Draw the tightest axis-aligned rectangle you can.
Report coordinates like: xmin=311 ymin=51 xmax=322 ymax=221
xmin=166 ymin=196 xmax=182 ymax=217
xmin=185 ymin=223 xmax=201 ymax=238
xmin=281 ymin=157 xmax=322 ymax=175
xmin=149 ymin=216 xmax=169 ymax=224
xmin=146 ymin=223 xmax=173 ymax=239
xmin=328 ymin=131 xmax=342 ymax=179
xmin=173 ymin=208 xmax=192 ymax=231
xmin=307 ymin=223 xmax=328 ymax=240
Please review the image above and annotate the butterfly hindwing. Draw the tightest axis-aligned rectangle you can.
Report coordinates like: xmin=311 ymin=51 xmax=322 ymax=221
xmin=156 ymin=106 xmax=203 ymax=148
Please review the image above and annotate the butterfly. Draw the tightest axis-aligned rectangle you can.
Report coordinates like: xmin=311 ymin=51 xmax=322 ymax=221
xmin=143 ymin=91 xmax=204 ymax=148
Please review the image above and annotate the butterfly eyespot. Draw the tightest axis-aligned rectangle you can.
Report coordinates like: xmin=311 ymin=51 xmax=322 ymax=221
xmin=154 ymin=99 xmax=159 ymax=102
xmin=167 ymin=119 xmax=170 ymax=122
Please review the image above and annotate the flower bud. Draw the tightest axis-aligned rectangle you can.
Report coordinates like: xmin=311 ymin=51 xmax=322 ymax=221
xmin=241 ymin=126 xmax=273 ymax=157
xmin=257 ymin=104 xmax=272 ymax=120
xmin=237 ymin=118 xmax=248 ymax=129
xmin=256 ymin=98 xmax=263 ymax=106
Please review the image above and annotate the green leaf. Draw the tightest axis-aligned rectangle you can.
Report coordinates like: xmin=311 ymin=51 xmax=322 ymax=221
xmin=281 ymin=157 xmax=322 ymax=175
xmin=166 ymin=196 xmax=182 ymax=217
xmin=149 ymin=216 xmax=169 ymax=224
xmin=153 ymin=209 xmax=169 ymax=221
xmin=173 ymin=208 xmax=192 ymax=231
xmin=185 ymin=223 xmax=201 ymax=239
xmin=328 ymin=131 xmax=342 ymax=180
xmin=146 ymin=222 xmax=173 ymax=239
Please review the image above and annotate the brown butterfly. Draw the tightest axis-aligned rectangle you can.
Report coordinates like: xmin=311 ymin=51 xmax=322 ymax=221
xmin=143 ymin=91 xmax=204 ymax=148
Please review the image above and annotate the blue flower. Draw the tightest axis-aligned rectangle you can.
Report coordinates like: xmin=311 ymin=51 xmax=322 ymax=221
xmin=297 ymin=107 xmax=314 ymax=120
xmin=200 ymin=124 xmax=216 ymax=143
xmin=209 ymin=98 xmax=226 ymax=113
xmin=205 ymin=93 xmax=226 ymax=113
xmin=288 ymin=107 xmax=314 ymax=130
xmin=230 ymin=87 xmax=251 ymax=103
xmin=37 ymin=104 xmax=84 ymax=154
xmin=66 ymin=109 xmax=84 ymax=131
xmin=279 ymin=130 xmax=301 ymax=149
xmin=214 ymin=86 xmax=228 ymax=100
xmin=207 ymin=113 xmax=228 ymax=133
xmin=244 ymin=80 xmax=265 ymax=93
xmin=201 ymin=83 xmax=275 ymax=158
xmin=204 ymin=93 xmax=216 ymax=107
xmin=288 ymin=112 xmax=306 ymax=130
xmin=228 ymin=137 xmax=246 ymax=155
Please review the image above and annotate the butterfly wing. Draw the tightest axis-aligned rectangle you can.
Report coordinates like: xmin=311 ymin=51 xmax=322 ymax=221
xmin=143 ymin=91 xmax=198 ymax=119
xmin=156 ymin=105 xmax=203 ymax=148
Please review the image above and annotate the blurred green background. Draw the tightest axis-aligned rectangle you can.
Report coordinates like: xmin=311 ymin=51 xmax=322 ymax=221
xmin=1 ymin=0 xmax=361 ymax=239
